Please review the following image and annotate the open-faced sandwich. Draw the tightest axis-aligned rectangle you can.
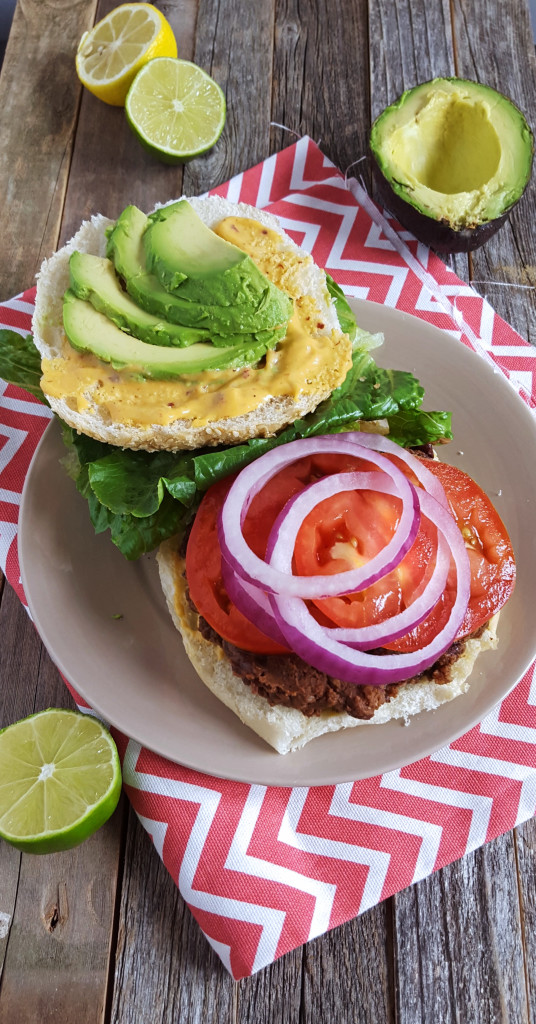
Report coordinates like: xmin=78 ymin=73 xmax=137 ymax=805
xmin=0 ymin=195 xmax=515 ymax=754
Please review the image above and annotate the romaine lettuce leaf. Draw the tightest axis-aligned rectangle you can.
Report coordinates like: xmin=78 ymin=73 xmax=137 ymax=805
xmin=0 ymin=330 xmax=48 ymax=403
xmin=1 ymin=328 xmax=453 ymax=559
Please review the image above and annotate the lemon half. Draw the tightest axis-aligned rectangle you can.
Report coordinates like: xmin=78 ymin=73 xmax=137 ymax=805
xmin=76 ymin=3 xmax=177 ymax=106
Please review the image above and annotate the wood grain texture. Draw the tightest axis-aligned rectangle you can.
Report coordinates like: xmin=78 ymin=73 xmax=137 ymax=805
xmin=450 ymin=0 xmax=536 ymax=345
xmin=367 ymin=0 xmax=467 ymax=279
xmin=184 ymin=0 xmax=276 ymax=195
xmin=109 ymin=808 xmax=236 ymax=1024
xmin=272 ymin=0 xmax=369 ymax=180
xmin=0 ymin=0 xmax=98 ymax=299
xmin=0 ymin=585 xmax=126 ymax=1024
xmin=514 ymin=818 xmax=536 ymax=1016
xmin=61 ymin=0 xmax=198 ymax=243
xmin=300 ymin=903 xmax=395 ymax=1024
xmin=394 ymin=834 xmax=529 ymax=1024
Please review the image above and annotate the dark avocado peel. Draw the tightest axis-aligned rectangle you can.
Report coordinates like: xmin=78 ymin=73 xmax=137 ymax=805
xmin=369 ymin=77 xmax=533 ymax=253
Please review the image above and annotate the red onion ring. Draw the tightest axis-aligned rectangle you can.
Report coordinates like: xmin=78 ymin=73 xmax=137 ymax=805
xmin=267 ymin=488 xmax=470 ymax=686
xmin=221 ymin=558 xmax=289 ymax=648
xmin=337 ymin=431 xmax=450 ymax=509
xmin=218 ymin=437 xmax=421 ymax=599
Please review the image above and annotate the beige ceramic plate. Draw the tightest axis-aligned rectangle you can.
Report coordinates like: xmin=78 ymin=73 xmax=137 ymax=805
xmin=19 ymin=300 xmax=536 ymax=786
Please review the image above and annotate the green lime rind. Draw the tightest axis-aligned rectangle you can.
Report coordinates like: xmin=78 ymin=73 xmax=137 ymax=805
xmin=0 ymin=708 xmax=122 ymax=854
xmin=125 ymin=58 xmax=226 ymax=164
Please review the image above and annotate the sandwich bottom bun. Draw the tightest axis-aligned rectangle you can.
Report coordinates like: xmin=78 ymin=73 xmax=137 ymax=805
xmin=157 ymin=537 xmax=500 ymax=756
xmin=32 ymin=197 xmax=352 ymax=453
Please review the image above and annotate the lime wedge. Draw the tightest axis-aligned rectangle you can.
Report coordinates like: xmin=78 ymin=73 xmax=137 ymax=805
xmin=125 ymin=57 xmax=226 ymax=163
xmin=0 ymin=709 xmax=122 ymax=854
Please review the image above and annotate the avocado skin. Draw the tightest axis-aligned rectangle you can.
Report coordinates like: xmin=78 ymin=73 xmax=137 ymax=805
xmin=107 ymin=205 xmax=292 ymax=334
xmin=370 ymin=155 xmax=511 ymax=253
xmin=369 ymin=77 xmax=534 ymax=253
xmin=62 ymin=291 xmax=271 ymax=380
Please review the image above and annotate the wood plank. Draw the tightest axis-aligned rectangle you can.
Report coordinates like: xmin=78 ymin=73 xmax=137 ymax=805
xmin=237 ymin=946 xmax=303 ymax=1023
xmin=183 ymin=0 xmax=276 ymax=195
xmin=272 ymin=0 xmax=369 ymax=181
xmin=0 ymin=0 xmax=98 ymax=300
xmin=108 ymin=2 xmax=278 ymax=1017
xmin=368 ymin=0 xmax=467 ymax=280
xmin=450 ymin=0 xmax=536 ymax=345
xmin=0 ymin=584 xmax=42 ymax=979
xmin=299 ymin=905 xmax=395 ymax=1024
xmin=0 ymin=585 xmax=126 ymax=1024
xmin=393 ymin=834 xmax=529 ymax=1023
xmin=514 ymin=818 xmax=536 ymax=1016
xmin=61 ymin=0 xmax=198 ymax=244
xmin=109 ymin=808 xmax=236 ymax=1024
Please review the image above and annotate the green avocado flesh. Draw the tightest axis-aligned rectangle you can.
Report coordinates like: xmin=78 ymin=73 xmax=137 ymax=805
xmin=62 ymin=292 xmax=269 ymax=379
xmin=370 ymin=77 xmax=533 ymax=239
xmin=62 ymin=201 xmax=293 ymax=379
xmin=68 ymin=250 xmax=285 ymax=351
xmin=106 ymin=205 xmax=292 ymax=334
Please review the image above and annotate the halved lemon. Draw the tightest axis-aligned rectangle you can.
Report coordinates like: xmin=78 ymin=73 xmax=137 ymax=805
xmin=125 ymin=57 xmax=226 ymax=163
xmin=76 ymin=3 xmax=177 ymax=106
xmin=0 ymin=708 xmax=122 ymax=854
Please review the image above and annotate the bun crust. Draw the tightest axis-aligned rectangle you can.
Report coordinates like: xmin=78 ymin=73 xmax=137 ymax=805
xmin=32 ymin=198 xmax=352 ymax=452
xmin=157 ymin=538 xmax=500 ymax=756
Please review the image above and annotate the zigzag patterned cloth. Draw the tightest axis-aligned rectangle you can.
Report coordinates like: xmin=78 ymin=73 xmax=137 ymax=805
xmin=1 ymin=137 xmax=536 ymax=979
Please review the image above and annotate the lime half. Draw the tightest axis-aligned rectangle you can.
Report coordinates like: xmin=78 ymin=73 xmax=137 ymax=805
xmin=0 ymin=709 xmax=122 ymax=854
xmin=125 ymin=57 xmax=226 ymax=163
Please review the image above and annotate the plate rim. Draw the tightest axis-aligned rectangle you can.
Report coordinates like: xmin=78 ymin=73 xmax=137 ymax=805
xmin=18 ymin=298 xmax=536 ymax=786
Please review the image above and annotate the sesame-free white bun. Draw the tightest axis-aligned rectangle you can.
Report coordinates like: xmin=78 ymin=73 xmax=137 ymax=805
xmin=156 ymin=538 xmax=500 ymax=756
xmin=32 ymin=197 xmax=352 ymax=452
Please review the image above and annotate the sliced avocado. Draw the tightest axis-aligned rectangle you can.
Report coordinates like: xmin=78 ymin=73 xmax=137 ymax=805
xmin=145 ymin=200 xmax=277 ymax=308
xmin=69 ymin=250 xmax=285 ymax=351
xmin=369 ymin=77 xmax=533 ymax=252
xmin=106 ymin=205 xmax=292 ymax=334
xmin=69 ymin=251 xmax=209 ymax=348
xmin=62 ymin=292 xmax=270 ymax=380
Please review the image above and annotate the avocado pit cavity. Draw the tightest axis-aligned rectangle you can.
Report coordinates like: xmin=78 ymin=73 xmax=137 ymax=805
xmin=370 ymin=77 xmax=533 ymax=252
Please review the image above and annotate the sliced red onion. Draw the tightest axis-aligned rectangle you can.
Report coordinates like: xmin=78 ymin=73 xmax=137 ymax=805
xmin=328 ymin=532 xmax=451 ymax=650
xmin=267 ymin=488 xmax=470 ymax=686
xmin=218 ymin=436 xmax=420 ymax=599
xmin=337 ymin=431 xmax=450 ymax=509
xmin=221 ymin=558 xmax=288 ymax=648
xmin=265 ymin=470 xmax=420 ymax=596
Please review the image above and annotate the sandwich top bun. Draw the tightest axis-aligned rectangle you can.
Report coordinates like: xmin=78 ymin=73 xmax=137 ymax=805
xmin=32 ymin=197 xmax=353 ymax=452
xmin=157 ymin=538 xmax=500 ymax=756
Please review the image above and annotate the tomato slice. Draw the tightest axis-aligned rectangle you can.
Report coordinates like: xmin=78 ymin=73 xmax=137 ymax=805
xmin=186 ymin=476 xmax=289 ymax=654
xmin=293 ymin=456 xmax=515 ymax=652
xmin=382 ymin=459 xmax=516 ymax=651
xmin=186 ymin=451 xmax=515 ymax=657
xmin=186 ymin=453 xmax=372 ymax=654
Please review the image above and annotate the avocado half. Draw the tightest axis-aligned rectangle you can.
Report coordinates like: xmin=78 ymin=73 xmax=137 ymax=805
xmin=369 ymin=78 xmax=533 ymax=253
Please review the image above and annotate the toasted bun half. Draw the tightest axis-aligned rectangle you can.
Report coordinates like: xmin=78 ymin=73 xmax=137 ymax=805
xmin=32 ymin=197 xmax=352 ymax=452
xmin=157 ymin=537 xmax=500 ymax=756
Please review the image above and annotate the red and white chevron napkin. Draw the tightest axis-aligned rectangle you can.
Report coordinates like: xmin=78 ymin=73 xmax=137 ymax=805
xmin=2 ymin=137 xmax=536 ymax=979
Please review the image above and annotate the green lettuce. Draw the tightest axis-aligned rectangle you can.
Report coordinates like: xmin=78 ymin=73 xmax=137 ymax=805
xmin=0 ymin=330 xmax=48 ymax=403
xmin=1 ymin=327 xmax=452 ymax=560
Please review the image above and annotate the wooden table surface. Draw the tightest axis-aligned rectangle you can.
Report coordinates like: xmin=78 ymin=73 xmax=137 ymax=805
xmin=1 ymin=1 xmax=536 ymax=1020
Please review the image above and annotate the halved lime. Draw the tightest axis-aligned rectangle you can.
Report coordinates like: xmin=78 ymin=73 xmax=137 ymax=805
xmin=0 ymin=708 xmax=122 ymax=854
xmin=125 ymin=57 xmax=226 ymax=163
